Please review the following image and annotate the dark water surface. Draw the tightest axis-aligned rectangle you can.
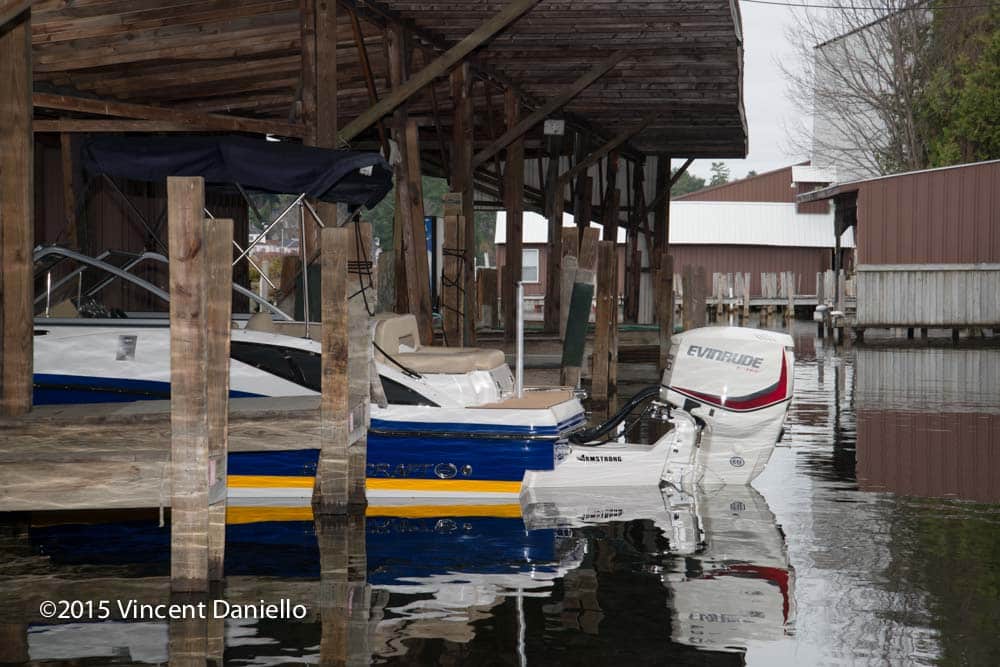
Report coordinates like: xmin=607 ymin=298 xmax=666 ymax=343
xmin=2 ymin=324 xmax=999 ymax=666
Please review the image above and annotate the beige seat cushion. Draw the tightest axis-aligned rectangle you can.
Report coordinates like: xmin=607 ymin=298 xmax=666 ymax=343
xmin=374 ymin=314 xmax=505 ymax=373
xmin=393 ymin=348 xmax=506 ymax=373
xmin=246 ymin=311 xmax=277 ymax=333
xmin=374 ymin=313 xmax=422 ymax=353
xmin=479 ymin=390 xmax=575 ymax=409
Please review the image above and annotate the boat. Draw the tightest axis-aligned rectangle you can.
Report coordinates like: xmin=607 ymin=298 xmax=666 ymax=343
xmin=29 ymin=135 xmax=795 ymax=499
xmin=32 ymin=243 xmax=794 ymax=498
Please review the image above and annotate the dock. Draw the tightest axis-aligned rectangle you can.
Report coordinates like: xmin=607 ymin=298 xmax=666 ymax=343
xmin=0 ymin=397 xmax=322 ymax=512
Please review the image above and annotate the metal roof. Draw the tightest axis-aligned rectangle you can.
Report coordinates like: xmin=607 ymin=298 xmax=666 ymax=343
xmin=496 ymin=201 xmax=854 ymax=248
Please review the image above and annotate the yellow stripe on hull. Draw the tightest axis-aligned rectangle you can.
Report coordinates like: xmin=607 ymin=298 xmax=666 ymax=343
xmin=227 ymin=475 xmax=523 ymax=495
xmin=226 ymin=503 xmax=522 ymax=524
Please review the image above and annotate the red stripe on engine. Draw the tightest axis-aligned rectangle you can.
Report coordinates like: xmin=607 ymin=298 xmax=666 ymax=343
xmin=675 ymin=352 xmax=789 ymax=411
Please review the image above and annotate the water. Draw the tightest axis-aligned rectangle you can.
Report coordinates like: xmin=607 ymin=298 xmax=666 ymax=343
xmin=2 ymin=325 xmax=999 ymax=666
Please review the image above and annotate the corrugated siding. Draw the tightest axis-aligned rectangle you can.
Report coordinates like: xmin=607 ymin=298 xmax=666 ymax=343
xmin=857 ymin=161 xmax=1000 ymax=265
xmin=499 ymin=244 xmax=836 ymax=297
xmin=675 ymin=165 xmax=797 ymax=202
xmin=855 ymin=266 xmax=1000 ymax=326
xmin=670 ymin=245 xmax=835 ymax=294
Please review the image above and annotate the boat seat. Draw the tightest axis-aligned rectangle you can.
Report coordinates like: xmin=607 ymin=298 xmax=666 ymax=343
xmin=245 ymin=311 xmax=277 ymax=333
xmin=373 ymin=313 xmax=505 ymax=373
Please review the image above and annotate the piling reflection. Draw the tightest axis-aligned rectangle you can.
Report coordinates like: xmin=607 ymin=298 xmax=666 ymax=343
xmin=4 ymin=482 xmax=797 ymax=665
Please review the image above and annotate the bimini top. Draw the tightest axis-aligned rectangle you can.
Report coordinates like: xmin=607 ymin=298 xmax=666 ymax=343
xmin=81 ymin=135 xmax=393 ymax=208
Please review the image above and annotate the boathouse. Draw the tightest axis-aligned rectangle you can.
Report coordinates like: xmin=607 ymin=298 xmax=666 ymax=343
xmin=798 ymin=160 xmax=1000 ymax=334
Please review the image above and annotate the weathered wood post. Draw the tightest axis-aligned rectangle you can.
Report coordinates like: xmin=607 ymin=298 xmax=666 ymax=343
xmin=347 ymin=221 xmax=372 ymax=509
xmin=692 ymin=266 xmax=707 ymax=329
xmin=502 ymin=88 xmax=526 ymax=343
xmin=314 ymin=226 xmax=352 ymax=511
xmin=167 ymin=177 xmax=231 ymax=592
xmin=657 ymin=254 xmax=674 ymax=373
xmin=591 ymin=240 xmax=617 ymax=409
xmin=742 ymin=272 xmax=751 ymax=322
xmin=0 ymin=5 xmax=33 ymax=417
xmin=681 ymin=265 xmax=694 ymax=331
xmin=205 ymin=217 xmax=233 ymax=582
xmin=441 ymin=193 xmax=464 ymax=344
xmin=560 ymin=228 xmax=599 ymax=387
xmin=477 ymin=268 xmax=499 ymax=329
xmin=559 ymin=227 xmax=579 ymax=341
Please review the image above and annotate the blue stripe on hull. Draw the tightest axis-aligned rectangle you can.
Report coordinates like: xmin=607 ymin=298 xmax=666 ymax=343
xmin=226 ymin=433 xmax=555 ymax=484
xmin=228 ymin=450 xmax=318 ymax=477
xmin=367 ymin=432 xmax=554 ymax=481
xmin=33 ymin=373 xmax=261 ymax=405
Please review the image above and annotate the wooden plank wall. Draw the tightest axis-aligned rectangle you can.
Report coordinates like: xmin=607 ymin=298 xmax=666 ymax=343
xmin=856 ymin=266 xmax=1000 ymax=327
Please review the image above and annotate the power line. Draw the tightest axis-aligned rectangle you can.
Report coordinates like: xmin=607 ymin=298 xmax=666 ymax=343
xmin=740 ymin=0 xmax=992 ymax=9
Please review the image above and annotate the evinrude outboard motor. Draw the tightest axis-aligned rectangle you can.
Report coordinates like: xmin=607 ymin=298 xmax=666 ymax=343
xmin=660 ymin=327 xmax=794 ymax=488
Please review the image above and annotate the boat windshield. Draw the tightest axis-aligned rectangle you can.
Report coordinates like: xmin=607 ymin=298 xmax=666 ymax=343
xmin=32 ymin=246 xmax=292 ymax=321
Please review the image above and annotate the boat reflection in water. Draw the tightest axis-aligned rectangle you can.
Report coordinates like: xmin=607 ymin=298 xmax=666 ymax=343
xmin=523 ymin=484 xmax=795 ymax=654
xmin=16 ymin=485 xmax=794 ymax=664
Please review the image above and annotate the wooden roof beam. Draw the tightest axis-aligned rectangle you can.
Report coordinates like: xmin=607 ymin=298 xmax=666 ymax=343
xmin=338 ymin=1 xmax=644 ymax=163
xmin=646 ymin=157 xmax=695 ymax=214
xmin=1 ymin=0 xmax=30 ymax=29
xmin=471 ymin=49 xmax=636 ymax=171
xmin=336 ymin=0 xmax=543 ymax=145
xmin=557 ymin=114 xmax=658 ymax=190
xmin=33 ymin=92 xmax=304 ymax=137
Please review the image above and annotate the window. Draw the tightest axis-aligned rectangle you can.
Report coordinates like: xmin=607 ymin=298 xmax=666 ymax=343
xmin=522 ymin=248 xmax=540 ymax=283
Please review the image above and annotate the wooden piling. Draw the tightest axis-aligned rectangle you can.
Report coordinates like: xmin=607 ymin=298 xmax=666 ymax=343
xmin=0 ymin=7 xmax=33 ymax=417
xmin=591 ymin=241 xmax=616 ymax=406
xmin=347 ymin=222 xmax=372 ymax=509
xmin=692 ymin=266 xmax=707 ymax=328
xmin=560 ymin=228 xmax=598 ymax=387
xmin=558 ymin=227 xmax=579 ymax=341
xmin=502 ymin=88 xmax=525 ymax=343
xmin=441 ymin=201 xmax=463 ymax=344
xmin=681 ymin=266 xmax=695 ymax=331
xmin=314 ymin=226 xmax=351 ymax=512
xmin=477 ymin=268 xmax=499 ymax=329
xmin=168 ymin=176 xmax=230 ymax=592
xmin=204 ymin=217 xmax=233 ymax=582
xmin=657 ymin=254 xmax=674 ymax=373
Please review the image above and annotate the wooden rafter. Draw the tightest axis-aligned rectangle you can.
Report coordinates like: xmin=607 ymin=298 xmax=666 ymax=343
xmin=33 ymin=92 xmax=304 ymax=137
xmin=335 ymin=0 xmax=543 ymax=145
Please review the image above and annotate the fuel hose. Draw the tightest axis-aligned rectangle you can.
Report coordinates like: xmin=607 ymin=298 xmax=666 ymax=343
xmin=568 ymin=385 xmax=661 ymax=445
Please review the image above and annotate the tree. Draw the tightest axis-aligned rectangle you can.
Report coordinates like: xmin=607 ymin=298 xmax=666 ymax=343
xmin=781 ymin=1 xmax=935 ymax=177
xmin=920 ymin=6 xmax=1000 ymax=165
xmin=670 ymin=170 xmax=706 ymax=197
xmin=746 ymin=169 xmax=758 ymax=178
xmin=709 ymin=161 xmax=730 ymax=187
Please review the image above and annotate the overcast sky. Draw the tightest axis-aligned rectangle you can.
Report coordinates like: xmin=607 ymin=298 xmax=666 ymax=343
xmin=679 ymin=1 xmax=810 ymax=181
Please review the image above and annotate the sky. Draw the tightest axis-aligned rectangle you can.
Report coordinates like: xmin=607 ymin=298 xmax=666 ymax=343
xmin=679 ymin=1 xmax=810 ymax=181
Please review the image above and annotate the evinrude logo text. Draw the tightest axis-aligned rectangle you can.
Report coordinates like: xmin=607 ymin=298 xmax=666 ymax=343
xmin=687 ymin=345 xmax=764 ymax=369
xmin=576 ymin=454 xmax=623 ymax=463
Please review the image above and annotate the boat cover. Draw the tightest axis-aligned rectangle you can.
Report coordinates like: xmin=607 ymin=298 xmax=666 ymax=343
xmin=81 ymin=135 xmax=393 ymax=207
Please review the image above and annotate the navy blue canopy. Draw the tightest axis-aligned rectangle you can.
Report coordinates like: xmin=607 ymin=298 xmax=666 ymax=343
xmin=81 ymin=135 xmax=393 ymax=208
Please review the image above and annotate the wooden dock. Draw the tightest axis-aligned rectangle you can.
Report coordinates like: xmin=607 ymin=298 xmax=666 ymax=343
xmin=0 ymin=396 xmax=323 ymax=512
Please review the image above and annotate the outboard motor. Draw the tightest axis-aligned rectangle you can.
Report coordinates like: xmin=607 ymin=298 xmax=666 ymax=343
xmin=660 ymin=327 xmax=794 ymax=487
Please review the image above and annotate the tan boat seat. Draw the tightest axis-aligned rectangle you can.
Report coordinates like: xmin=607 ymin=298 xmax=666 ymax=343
xmin=374 ymin=313 xmax=506 ymax=373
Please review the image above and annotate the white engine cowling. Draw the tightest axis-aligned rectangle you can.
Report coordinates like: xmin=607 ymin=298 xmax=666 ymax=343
xmin=661 ymin=327 xmax=795 ymax=486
